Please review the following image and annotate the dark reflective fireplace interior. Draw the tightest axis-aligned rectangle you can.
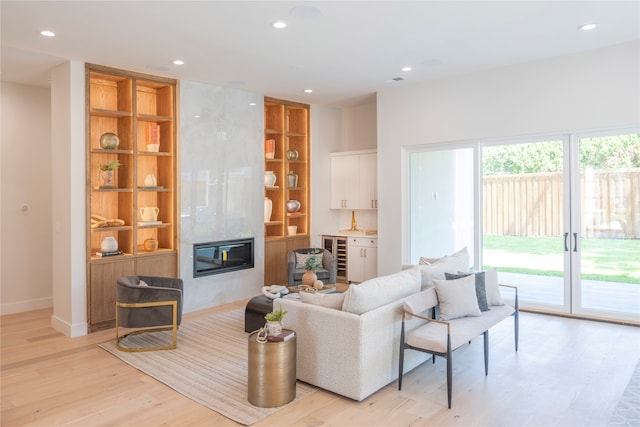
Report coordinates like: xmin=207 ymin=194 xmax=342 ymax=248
xmin=193 ymin=238 xmax=254 ymax=277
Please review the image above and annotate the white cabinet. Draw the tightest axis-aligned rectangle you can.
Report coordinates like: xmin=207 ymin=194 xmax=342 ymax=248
xmin=330 ymin=150 xmax=377 ymax=209
xmin=347 ymin=237 xmax=377 ymax=283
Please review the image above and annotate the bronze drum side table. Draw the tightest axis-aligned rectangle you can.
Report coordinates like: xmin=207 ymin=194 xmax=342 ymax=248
xmin=247 ymin=329 xmax=296 ymax=407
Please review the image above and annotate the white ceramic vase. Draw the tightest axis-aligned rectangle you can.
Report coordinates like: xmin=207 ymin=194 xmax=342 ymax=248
xmin=264 ymin=171 xmax=276 ymax=187
xmin=264 ymin=197 xmax=272 ymax=223
xmin=266 ymin=320 xmax=282 ymax=336
xmin=101 ymin=236 xmax=118 ymax=252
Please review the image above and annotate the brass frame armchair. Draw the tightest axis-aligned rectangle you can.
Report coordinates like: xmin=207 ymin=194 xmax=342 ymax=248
xmin=115 ymin=275 xmax=183 ymax=352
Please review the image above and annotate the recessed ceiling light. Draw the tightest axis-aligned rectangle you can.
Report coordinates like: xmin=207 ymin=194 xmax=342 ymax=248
xmin=401 ymin=66 xmax=412 ymax=72
xmin=578 ymin=23 xmax=597 ymax=31
xmin=40 ymin=30 xmax=55 ymax=37
xmin=304 ymin=89 xmax=313 ymax=93
xmin=249 ymin=103 xmax=257 ymax=106
xmin=194 ymin=115 xmax=201 ymax=118
xmin=172 ymin=59 xmax=185 ymax=65
xmin=272 ymin=21 xmax=287 ymax=29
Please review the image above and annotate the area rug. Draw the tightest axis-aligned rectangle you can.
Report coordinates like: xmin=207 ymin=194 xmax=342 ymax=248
xmin=607 ymin=359 xmax=640 ymax=426
xmin=99 ymin=309 xmax=317 ymax=425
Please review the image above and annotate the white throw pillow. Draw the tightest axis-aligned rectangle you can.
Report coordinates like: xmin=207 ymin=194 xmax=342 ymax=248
xmin=483 ymin=269 xmax=504 ymax=306
xmin=433 ymin=275 xmax=481 ymax=320
xmin=342 ymin=268 xmax=421 ymax=315
xmin=299 ymin=292 xmax=345 ymax=310
xmin=295 ymin=253 xmax=313 ymax=269
xmin=138 ymin=279 xmax=149 ymax=287
xmin=415 ymin=247 xmax=470 ymax=290
xmin=419 ymin=247 xmax=470 ymax=268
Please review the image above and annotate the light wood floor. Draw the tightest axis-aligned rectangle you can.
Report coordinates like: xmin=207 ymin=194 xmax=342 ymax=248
xmin=2 ymin=300 xmax=639 ymax=427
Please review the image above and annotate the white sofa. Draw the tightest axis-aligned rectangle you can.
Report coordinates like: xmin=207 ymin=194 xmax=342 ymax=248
xmin=280 ymin=267 xmax=430 ymax=401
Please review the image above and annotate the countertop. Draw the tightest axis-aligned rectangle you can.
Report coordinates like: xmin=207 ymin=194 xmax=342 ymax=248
xmin=324 ymin=230 xmax=378 ymax=237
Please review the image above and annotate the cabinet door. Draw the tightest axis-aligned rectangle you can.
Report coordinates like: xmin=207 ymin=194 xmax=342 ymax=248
xmin=347 ymin=242 xmax=363 ymax=283
xmin=362 ymin=245 xmax=378 ymax=281
xmin=358 ymin=152 xmax=377 ymax=209
xmin=89 ymin=258 xmax=135 ymax=331
xmin=330 ymin=155 xmax=358 ymax=209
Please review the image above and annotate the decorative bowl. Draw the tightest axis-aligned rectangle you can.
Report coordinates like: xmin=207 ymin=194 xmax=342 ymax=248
xmin=99 ymin=132 xmax=119 ymax=150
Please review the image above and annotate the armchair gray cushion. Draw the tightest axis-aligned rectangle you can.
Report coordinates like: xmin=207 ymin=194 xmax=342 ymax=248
xmin=116 ymin=275 xmax=183 ymax=328
xmin=288 ymin=248 xmax=337 ymax=286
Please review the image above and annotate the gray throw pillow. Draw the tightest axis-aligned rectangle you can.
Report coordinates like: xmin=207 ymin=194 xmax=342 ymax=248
xmin=445 ymin=271 xmax=489 ymax=311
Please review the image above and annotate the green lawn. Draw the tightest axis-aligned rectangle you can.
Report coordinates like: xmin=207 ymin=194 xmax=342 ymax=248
xmin=483 ymin=235 xmax=640 ymax=284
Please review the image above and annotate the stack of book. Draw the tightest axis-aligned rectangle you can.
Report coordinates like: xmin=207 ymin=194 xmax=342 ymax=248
xmin=267 ymin=330 xmax=295 ymax=342
xmin=95 ymin=250 xmax=123 ymax=257
xmin=145 ymin=124 xmax=160 ymax=145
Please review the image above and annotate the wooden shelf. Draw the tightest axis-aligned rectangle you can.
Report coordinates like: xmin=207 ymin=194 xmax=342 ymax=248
xmin=86 ymin=63 xmax=178 ymax=333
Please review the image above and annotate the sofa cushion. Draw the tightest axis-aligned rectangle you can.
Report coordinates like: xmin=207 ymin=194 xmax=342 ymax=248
xmin=300 ymin=292 xmax=345 ymax=310
xmin=342 ymin=268 xmax=421 ymax=315
xmin=433 ymin=275 xmax=481 ymax=320
xmin=419 ymin=247 xmax=469 ymax=266
xmin=445 ymin=271 xmax=489 ymax=311
xmin=413 ymin=247 xmax=470 ymax=290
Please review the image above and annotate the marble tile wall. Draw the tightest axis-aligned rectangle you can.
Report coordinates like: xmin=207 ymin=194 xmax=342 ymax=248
xmin=179 ymin=80 xmax=264 ymax=312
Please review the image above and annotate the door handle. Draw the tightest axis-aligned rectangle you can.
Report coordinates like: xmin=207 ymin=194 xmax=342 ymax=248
xmin=573 ymin=233 xmax=578 ymax=252
xmin=564 ymin=233 xmax=569 ymax=252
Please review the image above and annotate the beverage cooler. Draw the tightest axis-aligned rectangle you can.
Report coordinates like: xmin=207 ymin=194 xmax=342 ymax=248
xmin=322 ymin=235 xmax=348 ymax=283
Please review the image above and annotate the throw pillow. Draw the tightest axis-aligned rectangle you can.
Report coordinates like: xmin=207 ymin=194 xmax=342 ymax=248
xmin=433 ymin=275 xmax=481 ymax=320
xmin=299 ymin=292 xmax=345 ymax=310
xmin=419 ymin=247 xmax=470 ymax=269
xmin=342 ymin=268 xmax=421 ymax=315
xmin=483 ymin=270 xmax=504 ymax=306
xmin=295 ymin=252 xmax=316 ymax=269
xmin=138 ymin=280 xmax=149 ymax=287
xmin=445 ymin=272 xmax=489 ymax=311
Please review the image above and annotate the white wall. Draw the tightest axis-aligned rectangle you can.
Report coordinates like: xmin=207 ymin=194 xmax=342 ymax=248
xmin=341 ymin=102 xmax=377 ymax=151
xmin=377 ymin=41 xmax=640 ymax=276
xmin=1 ymin=82 xmax=53 ymax=314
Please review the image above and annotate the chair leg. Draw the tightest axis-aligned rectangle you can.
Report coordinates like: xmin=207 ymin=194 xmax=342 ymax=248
xmin=398 ymin=323 xmax=405 ymax=390
xmin=483 ymin=330 xmax=489 ymax=376
xmin=514 ymin=298 xmax=519 ymax=352
xmin=115 ymin=300 xmax=178 ymax=352
xmin=446 ymin=335 xmax=452 ymax=409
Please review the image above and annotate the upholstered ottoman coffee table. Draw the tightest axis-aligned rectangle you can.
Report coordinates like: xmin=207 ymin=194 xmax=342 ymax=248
xmin=244 ymin=295 xmax=274 ymax=333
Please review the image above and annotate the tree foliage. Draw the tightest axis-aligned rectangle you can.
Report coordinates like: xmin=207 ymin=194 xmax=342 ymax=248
xmin=483 ymin=134 xmax=640 ymax=175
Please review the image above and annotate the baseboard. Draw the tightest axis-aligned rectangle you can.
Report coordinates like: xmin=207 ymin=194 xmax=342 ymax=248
xmin=0 ymin=297 xmax=52 ymax=315
xmin=51 ymin=314 xmax=88 ymax=337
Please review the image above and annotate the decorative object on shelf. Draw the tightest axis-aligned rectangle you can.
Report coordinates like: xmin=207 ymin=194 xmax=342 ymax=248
xmin=287 ymin=225 xmax=297 ymax=236
xmin=144 ymin=173 xmax=157 ymax=187
xmin=139 ymin=206 xmax=159 ymax=222
xmin=91 ymin=214 xmax=125 ymax=228
xmin=286 ymin=200 xmax=301 ymax=213
xmin=99 ymin=132 xmax=120 ymax=150
xmin=264 ymin=171 xmax=276 ymax=187
xmin=145 ymin=124 xmax=160 ymax=152
xmin=287 ymin=170 xmax=298 ymax=188
xmin=143 ymin=238 xmax=159 ymax=252
xmin=264 ymin=197 xmax=272 ymax=223
xmin=98 ymin=159 xmax=121 ymax=188
xmin=264 ymin=304 xmax=287 ymax=336
xmin=286 ymin=149 xmax=299 ymax=161
xmin=351 ymin=210 xmax=357 ymax=231
xmin=265 ymin=139 xmax=276 ymax=159
xmin=100 ymin=236 xmax=118 ymax=253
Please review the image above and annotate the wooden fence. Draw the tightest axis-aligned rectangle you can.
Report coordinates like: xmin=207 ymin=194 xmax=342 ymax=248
xmin=483 ymin=168 xmax=640 ymax=238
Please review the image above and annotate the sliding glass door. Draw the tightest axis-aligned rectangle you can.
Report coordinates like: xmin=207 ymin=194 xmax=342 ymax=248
xmin=482 ymin=139 xmax=569 ymax=312
xmin=572 ymin=132 xmax=640 ymax=322
xmin=482 ymin=131 xmax=639 ymax=322
xmin=408 ymin=130 xmax=639 ymax=323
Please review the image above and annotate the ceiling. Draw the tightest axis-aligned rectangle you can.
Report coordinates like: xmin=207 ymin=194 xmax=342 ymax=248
xmin=2 ymin=1 xmax=639 ymax=107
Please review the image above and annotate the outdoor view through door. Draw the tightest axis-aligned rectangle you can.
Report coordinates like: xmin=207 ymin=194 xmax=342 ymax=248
xmin=409 ymin=130 xmax=639 ymax=323
xmin=482 ymin=133 xmax=639 ymax=323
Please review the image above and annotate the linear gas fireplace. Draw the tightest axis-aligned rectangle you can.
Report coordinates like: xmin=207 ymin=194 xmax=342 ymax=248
xmin=193 ymin=238 xmax=254 ymax=278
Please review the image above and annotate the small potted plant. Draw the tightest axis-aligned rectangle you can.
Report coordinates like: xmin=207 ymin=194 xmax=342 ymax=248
xmin=264 ymin=304 xmax=287 ymax=336
xmin=98 ymin=159 xmax=121 ymax=188
xmin=302 ymin=249 xmax=323 ymax=286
